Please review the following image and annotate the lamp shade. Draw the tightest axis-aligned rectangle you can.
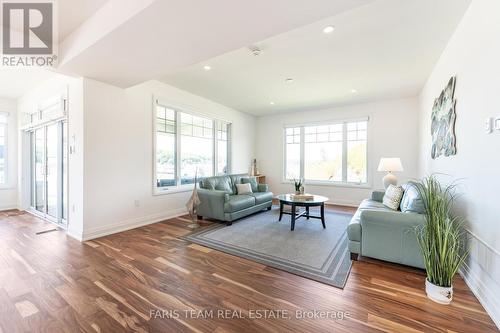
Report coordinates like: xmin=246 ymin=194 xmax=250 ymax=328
xmin=377 ymin=158 xmax=403 ymax=172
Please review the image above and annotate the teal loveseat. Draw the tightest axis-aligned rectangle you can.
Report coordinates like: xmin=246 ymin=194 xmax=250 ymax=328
xmin=196 ymin=174 xmax=273 ymax=226
xmin=347 ymin=182 xmax=426 ymax=269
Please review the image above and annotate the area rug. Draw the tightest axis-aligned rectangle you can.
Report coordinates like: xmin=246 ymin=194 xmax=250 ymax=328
xmin=182 ymin=207 xmax=353 ymax=288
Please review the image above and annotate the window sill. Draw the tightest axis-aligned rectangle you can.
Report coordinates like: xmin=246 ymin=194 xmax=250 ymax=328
xmin=153 ymin=186 xmax=194 ymax=196
xmin=0 ymin=185 xmax=15 ymax=190
xmin=281 ymin=180 xmax=372 ymax=190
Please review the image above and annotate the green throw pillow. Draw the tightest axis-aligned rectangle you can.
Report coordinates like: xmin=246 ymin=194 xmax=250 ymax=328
xmin=241 ymin=177 xmax=259 ymax=192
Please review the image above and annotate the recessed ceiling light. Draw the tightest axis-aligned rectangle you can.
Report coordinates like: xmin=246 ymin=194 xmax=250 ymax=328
xmin=270 ymin=101 xmax=275 ymax=105
xmin=323 ymin=25 xmax=335 ymax=34
xmin=285 ymin=78 xmax=294 ymax=83
xmin=351 ymin=89 xmax=358 ymax=94
xmin=203 ymin=65 xmax=211 ymax=71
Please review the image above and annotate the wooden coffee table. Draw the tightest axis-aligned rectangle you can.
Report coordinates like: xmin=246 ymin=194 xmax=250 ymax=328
xmin=276 ymin=194 xmax=329 ymax=231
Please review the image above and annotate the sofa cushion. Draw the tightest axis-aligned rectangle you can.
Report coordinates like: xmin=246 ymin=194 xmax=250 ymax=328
xmin=348 ymin=199 xmax=394 ymax=242
xmin=224 ymin=195 xmax=256 ymax=213
xmin=383 ymin=185 xmax=404 ymax=210
xmin=202 ymin=176 xmax=233 ymax=194
xmin=248 ymin=191 xmax=273 ymax=205
xmin=257 ymin=184 xmax=269 ymax=192
xmin=371 ymin=190 xmax=385 ymax=202
xmin=400 ymin=182 xmax=425 ymax=214
xmin=229 ymin=174 xmax=248 ymax=193
xmin=359 ymin=199 xmax=388 ymax=211
xmin=241 ymin=177 xmax=258 ymax=192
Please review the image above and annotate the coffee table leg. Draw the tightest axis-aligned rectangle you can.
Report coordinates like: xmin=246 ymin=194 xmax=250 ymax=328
xmin=321 ymin=203 xmax=326 ymax=229
xmin=279 ymin=201 xmax=283 ymax=221
xmin=291 ymin=204 xmax=296 ymax=231
xmin=306 ymin=206 xmax=310 ymax=220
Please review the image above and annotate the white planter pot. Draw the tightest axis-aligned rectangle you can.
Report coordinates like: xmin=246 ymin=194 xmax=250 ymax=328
xmin=425 ymin=279 xmax=453 ymax=304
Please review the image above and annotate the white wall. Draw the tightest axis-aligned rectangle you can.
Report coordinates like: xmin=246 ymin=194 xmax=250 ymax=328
xmin=17 ymin=74 xmax=85 ymax=239
xmin=256 ymin=97 xmax=420 ymax=206
xmin=0 ymin=98 xmax=18 ymax=210
xmin=81 ymin=79 xmax=255 ymax=239
xmin=417 ymin=0 xmax=500 ymax=327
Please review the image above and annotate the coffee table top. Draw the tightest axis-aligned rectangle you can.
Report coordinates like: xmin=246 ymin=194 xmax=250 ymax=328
xmin=276 ymin=194 xmax=328 ymax=204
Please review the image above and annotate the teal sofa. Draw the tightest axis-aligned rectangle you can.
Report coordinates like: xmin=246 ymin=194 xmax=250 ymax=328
xmin=196 ymin=174 xmax=273 ymax=226
xmin=347 ymin=182 xmax=426 ymax=269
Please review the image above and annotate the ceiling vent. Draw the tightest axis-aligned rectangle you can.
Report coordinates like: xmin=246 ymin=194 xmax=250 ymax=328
xmin=249 ymin=46 xmax=262 ymax=56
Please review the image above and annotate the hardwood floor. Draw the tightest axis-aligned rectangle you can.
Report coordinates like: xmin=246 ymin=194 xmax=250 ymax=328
xmin=0 ymin=208 xmax=497 ymax=333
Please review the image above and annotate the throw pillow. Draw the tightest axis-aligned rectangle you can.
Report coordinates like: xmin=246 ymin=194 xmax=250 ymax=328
xmin=383 ymin=184 xmax=404 ymax=210
xmin=236 ymin=183 xmax=253 ymax=195
xmin=241 ymin=177 xmax=259 ymax=192
xmin=214 ymin=177 xmax=233 ymax=193
xmin=201 ymin=177 xmax=233 ymax=193
xmin=400 ymin=182 xmax=425 ymax=214
xmin=201 ymin=178 xmax=215 ymax=190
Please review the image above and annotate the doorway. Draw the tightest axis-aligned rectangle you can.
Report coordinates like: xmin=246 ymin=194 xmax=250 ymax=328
xmin=30 ymin=121 xmax=67 ymax=226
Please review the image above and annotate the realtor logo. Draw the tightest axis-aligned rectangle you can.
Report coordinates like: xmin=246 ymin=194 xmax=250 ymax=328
xmin=1 ymin=0 xmax=56 ymax=66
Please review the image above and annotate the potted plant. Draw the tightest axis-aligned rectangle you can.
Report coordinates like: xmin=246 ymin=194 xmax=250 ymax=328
xmin=293 ymin=179 xmax=303 ymax=195
xmin=415 ymin=176 xmax=469 ymax=304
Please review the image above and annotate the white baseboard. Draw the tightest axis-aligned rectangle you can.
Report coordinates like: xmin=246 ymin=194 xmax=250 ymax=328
xmin=82 ymin=208 xmax=188 ymax=241
xmin=0 ymin=203 xmax=18 ymax=211
xmin=67 ymin=228 xmax=84 ymax=242
xmin=459 ymin=230 xmax=500 ymax=330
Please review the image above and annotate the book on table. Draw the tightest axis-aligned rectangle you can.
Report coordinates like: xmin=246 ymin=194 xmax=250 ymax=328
xmin=291 ymin=194 xmax=314 ymax=201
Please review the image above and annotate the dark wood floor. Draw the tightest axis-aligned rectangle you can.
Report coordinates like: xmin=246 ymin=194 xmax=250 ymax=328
xmin=0 ymin=208 xmax=497 ymax=333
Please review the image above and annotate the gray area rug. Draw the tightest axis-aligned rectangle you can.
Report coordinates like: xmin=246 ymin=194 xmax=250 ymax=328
xmin=182 ymin=207 xmax=353 ymax=288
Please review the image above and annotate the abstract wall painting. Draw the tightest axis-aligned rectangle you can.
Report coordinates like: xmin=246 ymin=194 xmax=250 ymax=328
xmin=431 ymin=76 xmax=457 ymax=159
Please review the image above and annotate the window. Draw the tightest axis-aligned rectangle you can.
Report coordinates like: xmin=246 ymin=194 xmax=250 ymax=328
xmin=284 ymin=127 xmax=300 ymax=179
xmin=22 ymin=95 xmax=67 ymax=128
xmin=304 ymin=124 xmax=343 ymax=182
xmin=180 ymin=112 xmax=213 ymax=184
xmin=156 ymin=106 xmax=176 ymax=187
xmin=284 ymin=119 xmax=368 ymax=185
xmin=216 ymin=121 xmax=230 ymax=175
xmin=346 ymin=121 xmax=368 ymax=183
xmin=0 ymin=113 xmax=7 ymax=184
xmin=154 ymin=101 xmax=231 ymax=192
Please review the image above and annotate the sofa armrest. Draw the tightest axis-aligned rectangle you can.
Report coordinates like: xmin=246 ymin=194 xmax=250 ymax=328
xmin=360 ymin=210 xmax=425 ymax=229
xmin=371 ymin=190 xmax=385 ymax=202
xmin=359 ymin=209 xmax=426 ymax=268
xmin=257 ymin=184 xmax=269 ymax=192
xmin=196 ymin=189 xmax=230 ymax=221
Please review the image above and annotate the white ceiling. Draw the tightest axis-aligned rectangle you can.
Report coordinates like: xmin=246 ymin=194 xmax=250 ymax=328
xmin=5 ymin=0 xmax=372 ymax=100
xmin=58 ymin=0 xmax=108 ymax=41
xmin=56 ymin=0 xmax=374 ymax=87
xmin=0 ymin=0 xmax=471 ymax=114
xmin=161 ymin=0 xmax=472 ymax=115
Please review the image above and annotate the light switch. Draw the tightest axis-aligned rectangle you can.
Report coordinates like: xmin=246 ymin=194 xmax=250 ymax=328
xmin=485 ymin=118 xmax=493 ymax=133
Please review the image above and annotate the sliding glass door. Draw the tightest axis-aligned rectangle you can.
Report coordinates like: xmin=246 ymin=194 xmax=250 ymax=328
xmin=34 ymin=128 xmax=46 ymax=213
xmin=46 ymin=123 xmax=58 ymax=218
xmin=30 ymin=121 xmax=67 ymax=226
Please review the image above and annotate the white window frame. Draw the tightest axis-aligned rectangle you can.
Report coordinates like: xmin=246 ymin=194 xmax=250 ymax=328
xmin=153 ymin=97 xmax=231 ymax=195
xmin=283 ymin=117 xmax=370 ymax=188
xmin=215 ymin=119 xmax=231 ymax=176
xmin=20 ymin=92 xmax=68 ymax=130
xmin=0 ymin=112 xmax=8 ymax=187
